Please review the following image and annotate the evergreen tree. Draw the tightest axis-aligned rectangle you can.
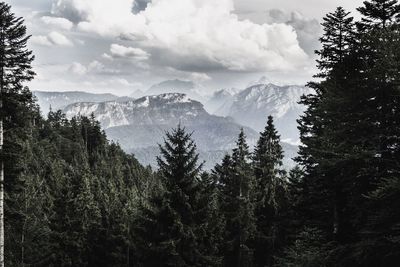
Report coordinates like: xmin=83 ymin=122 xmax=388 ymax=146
xmin=295 ymin=1 xmax=400 ymax=265
xmin=357 ymin=0 xmax=400 ymax=28
xmin=135 ymin=125 xmax=211 ymax=266
xmin=296 ymin=7 xmax=358 ymax=243
xmin=0 ymin=2 xmax=35 ymax=266
xmin=252 ymin=116 xmax=286 ymax=267
xmin=217 ymin=129 xmax=256 ymax=267
xmin=316 ymin=7 xmax=355 ymax=78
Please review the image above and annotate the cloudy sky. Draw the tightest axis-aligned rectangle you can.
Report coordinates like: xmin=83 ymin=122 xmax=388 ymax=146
xmin=9 ymin=0 xmax=364 ymax=96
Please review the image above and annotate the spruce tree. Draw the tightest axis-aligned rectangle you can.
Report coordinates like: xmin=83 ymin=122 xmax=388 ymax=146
xmin=217 ymin=129 xmax=256 ymax=267
xmin=295 ymin=1 xmax=400 ymax=265
xmin=351 ymin=0 xmax=400 ymax=264
xmin=0 ymin=3 xmax=35 ymax=266
xmin=135 ymin=125 xmax=209 ymax=266
xmin=252 ymin=116 xmax=286 ymax=267
xmin=316 ymin=7 xmax=355 ymax=78
xmin=357 ymin=0 xmax=400 ymax=28
xmin=297 ymin=7 xmax=357 ymax=243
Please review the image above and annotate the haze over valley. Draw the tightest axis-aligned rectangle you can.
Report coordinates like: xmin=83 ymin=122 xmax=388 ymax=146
xmin=34 ymin=78 xmax=307 ymax=168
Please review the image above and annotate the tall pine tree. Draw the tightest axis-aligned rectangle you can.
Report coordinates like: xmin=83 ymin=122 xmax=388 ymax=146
xmin=217 ymin=129 xmax=256 ymax=267
xmin=297 ymin=6 xmax=357 ymax=243
xmin=135 ymin=125 xmax=212 ymax=266
xmin=252 ymin=116 xmax=286 ymax=267
xmin=0 ymin=3 xmax=35 ymax=266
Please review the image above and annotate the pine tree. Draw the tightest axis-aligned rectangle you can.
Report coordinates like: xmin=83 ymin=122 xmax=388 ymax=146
xmin=296 ymin=7 xmax=358 ymax=243
xmin=357 ymin=0 xmax=400 ymax=28
xmin=0 ymin=3 xmax=35 ymax=266
xmin=252 ymin=116 xmax=286 ymax=267
xmin=135 ymin=125 xmax=209 ymax=266
xmin=349 ymin=1 xmax=400 ymax=264
xmin=217 ymin=129 xmax=256 ymax=267
xmin=316 ymin=7 xmax=355 ymax=78
xmin=294 ymin=1 xmax=400 ymax=265
xmin=196 ymin=172 xmax=224 ymax=266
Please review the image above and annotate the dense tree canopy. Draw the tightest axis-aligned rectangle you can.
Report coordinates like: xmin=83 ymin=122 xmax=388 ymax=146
xmin=1 ymin=0 xmax=400 ymax=266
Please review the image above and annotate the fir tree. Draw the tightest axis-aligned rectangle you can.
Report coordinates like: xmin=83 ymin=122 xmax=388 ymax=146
xmin=357 ymin=0 xmax=400 ymax=28
xmin=316 ymin=7 xmax=355 ymax=78
xmin=252 ymin=116 xmax=287 ymax=267
xmin=297 ymin=7 xmax=358 ymax=243
xmin=135 ymin=125 xmax=210 ymax=266
xmin=0 ymin=3 xmax=35 ymax=266
xmin=217 ymin=129 xmax=256 ymax=267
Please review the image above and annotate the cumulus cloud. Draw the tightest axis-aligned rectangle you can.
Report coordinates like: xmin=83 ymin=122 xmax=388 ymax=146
xmin=69 ymin=60 xmax=121 ymax=76
xmin=48 ymin=31 xmax=74 ymax=46
xmin=31 ymin=31 xmax=74 ymax=47
xmin=51 ymin=0 xmax=308 ymax=72
xmin=30 ymin=35 xmax=53 ymax=46
xmin=109 ymin=44 xmax=150 ymax=60
xmin=264 ymin=9 xmax=322 ymax=55
xmin=41 ymin=16 xmax=74 ymax=30
xmin=190 ymin=72 xmax=211 ymax=82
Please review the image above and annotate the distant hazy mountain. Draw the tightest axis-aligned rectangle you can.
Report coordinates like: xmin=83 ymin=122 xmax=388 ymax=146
xmin=204 ymin=89 xmax=236 ymax=114
xmin=62 ymin=93 xmax=258 ymax=168
xmin=146 ymin=79 xmax=207 ymax=102
xmin=212 ymin=83 xmax=313 ymax=143
xmin=33 ymin=91 xmax=118 ymax=115
xmin=62 ymin=93 xmax=296 ymax=169
xmin=130 ymin=89 xmax=146 ymax=98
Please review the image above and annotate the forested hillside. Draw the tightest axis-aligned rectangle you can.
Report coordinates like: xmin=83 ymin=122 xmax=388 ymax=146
xmin=1 ymin=0 xmax=400 ymax=266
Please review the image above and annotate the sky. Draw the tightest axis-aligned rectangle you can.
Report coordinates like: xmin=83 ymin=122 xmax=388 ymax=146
xmin=9 ymin=0 xmax=364 ymax=96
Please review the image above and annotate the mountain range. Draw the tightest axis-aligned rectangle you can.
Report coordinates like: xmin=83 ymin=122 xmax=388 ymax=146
xmin=33 ymin=91 xmax=120 ymax=115
xmin=132 ymin=79 xmax=208 ymax=102
xmin=34 ymin=79 xmax=308 ymax=168
xmin=62 ymin=93 xmax=264 ymax=169
xmin=210 ymin=83 xmax=313 ymax=143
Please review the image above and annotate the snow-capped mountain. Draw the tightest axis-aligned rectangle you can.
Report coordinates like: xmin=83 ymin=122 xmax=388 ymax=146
xmin=63 ymin=93 xmax=208 ymax=129
xmin=204 ymin=88 xmax=237 ymax=114
xmin=213 ymin=83 xmax=313 ymax=143
xmin=145 ymin=79 xmax=207 ymax=102
xmin=33 ymin=91 xmax=118 ymax=115
xmin=62 ymin=93 xmax=263 ymax=168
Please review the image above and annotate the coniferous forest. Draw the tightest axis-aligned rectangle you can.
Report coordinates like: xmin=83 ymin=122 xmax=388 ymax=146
xmin=1 ymin=0 xmax=400 ymax=266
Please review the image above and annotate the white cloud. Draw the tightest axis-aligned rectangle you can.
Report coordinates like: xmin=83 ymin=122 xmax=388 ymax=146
xmin=51 ymin=0 xmax=308 ymax=72
xmin=31 ymin=31 xmax=74 ymax=47
xmin=69 ymin=62 xmax=87 ymax=75
xmin=48 ymin=31 xmax=74 ymax=46
xmin=102 ymin=53 xmax=113 ymax=60
xmin=190 ymin=72 xmax=211 ymax=82
xmin=68 ymin=60 xmax=121 ymax=75
xmin=109 ymin=44 xmax=150 ymax=60
xmin=30 ymin=35 xmax=53 ymax=46
xmin=41 ymin=16 xmax=74 ymax=30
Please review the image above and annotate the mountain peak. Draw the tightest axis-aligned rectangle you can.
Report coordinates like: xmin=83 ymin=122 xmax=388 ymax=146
xmin=137 ymin=93 xmax=194 ymax=105
xmin=146 ymin=79 xmax=208 ymax=102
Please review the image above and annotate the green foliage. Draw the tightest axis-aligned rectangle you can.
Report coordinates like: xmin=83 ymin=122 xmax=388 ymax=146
xmin=252 ymin=116 xmax=287 ymax=267
xmin=3 ymin=1 xmax=400 ymax=266
xmin=275 ymin=227 xmax=333 ymax=267
xmin=295 ymin=0 xmax=400 ymax=265
xmin=135 ymin=125 xmax=219 ymax=266
xmin=357 ymin=0 xmax=400 ymax=28
xmin=215 ymin=129 xmax=257 ymax=266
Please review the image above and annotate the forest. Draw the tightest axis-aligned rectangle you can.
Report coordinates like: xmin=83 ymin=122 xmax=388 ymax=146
xmin=1 ymin=0 xmax=400 ymax=266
